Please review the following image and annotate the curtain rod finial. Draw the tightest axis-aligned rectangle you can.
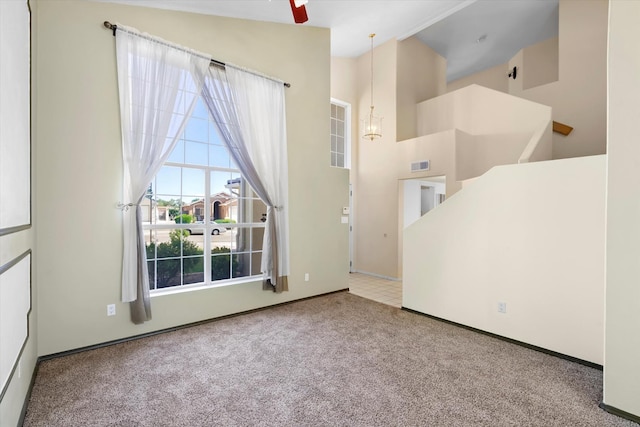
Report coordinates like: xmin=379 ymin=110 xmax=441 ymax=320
xmin=104 ymin=21 xmax=116 ymax=36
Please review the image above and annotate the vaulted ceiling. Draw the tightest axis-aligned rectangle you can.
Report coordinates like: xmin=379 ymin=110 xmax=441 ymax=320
xmin=95 ymin=0 xmax=558 ymax=82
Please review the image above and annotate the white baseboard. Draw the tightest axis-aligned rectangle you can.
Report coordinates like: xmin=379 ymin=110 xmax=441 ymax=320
xmin=351 ymin=270 xmax=401 ymax=282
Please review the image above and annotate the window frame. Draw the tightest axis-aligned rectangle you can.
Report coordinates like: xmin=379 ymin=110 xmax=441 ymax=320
xmin=330 ymin=98 xmax=351 ymax=169
xmin=143 ymin=97 xmax=266 ymax=294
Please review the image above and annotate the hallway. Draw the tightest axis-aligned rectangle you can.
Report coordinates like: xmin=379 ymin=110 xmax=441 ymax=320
xmin=348 ymin=272 xmax=402 ymax=308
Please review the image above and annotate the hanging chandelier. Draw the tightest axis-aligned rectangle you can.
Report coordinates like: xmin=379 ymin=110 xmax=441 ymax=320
xmin=362 ymin=33 xmax=382 ymax=141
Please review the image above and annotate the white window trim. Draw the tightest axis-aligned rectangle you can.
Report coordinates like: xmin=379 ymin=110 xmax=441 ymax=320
xmin=145 ymin=130 xmax=266 ymax=292
xmin=330 ymin=98 xmax=351 ymax=169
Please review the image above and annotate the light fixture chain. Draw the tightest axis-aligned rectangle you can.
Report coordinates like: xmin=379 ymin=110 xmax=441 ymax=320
xmin=362 ymin=32 xmax=381 ymax=141
xmin=370 ymin=33 xmax=375 ymax=109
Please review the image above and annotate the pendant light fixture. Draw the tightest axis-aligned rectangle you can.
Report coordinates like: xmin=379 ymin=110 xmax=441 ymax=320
xmin=362 ymin=33 xmax=382 ymax=141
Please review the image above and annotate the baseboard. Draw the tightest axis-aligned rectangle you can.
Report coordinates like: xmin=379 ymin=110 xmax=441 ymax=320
xmin=401 ymin=307 xmax=602 ymax=370
xmin=599 ymin=402 xmax=640 ymax=424
xmin=351 ymin=270 xmax=401 ymax=282
xmin=39 ymin=288 xmax=349 ymax=362
xmin=17 ymin=360 xmax=40 ymax=427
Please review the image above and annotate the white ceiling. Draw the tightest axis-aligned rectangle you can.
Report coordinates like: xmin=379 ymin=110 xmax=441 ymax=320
xmin=96 ymin=0 xmax=558 ymax=82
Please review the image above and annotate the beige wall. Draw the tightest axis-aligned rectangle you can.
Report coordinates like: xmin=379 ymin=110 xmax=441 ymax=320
xmin=603 ymin=0 xmax=640 ymax=419
xmin=343 ymin=36 xmax=448 ymax=279
xmin=33 ymin=0 xmax=348 ymax=356
xmin=509 ymin=0 xmax=608 ymax=159
xmin=353 ymin=38 xmax=400 ymax=278
xmin=523 ymin=36 xmax=559 ymax=90
xmin=330 ymin=57 xmax=359 ymax=268
xmin=404 ymin=155 xmax=607 ymax=364
xmin=447 ymin=62 xmax=508 ymax=93
xmin=396 ymin=36 xmax=446 ymax=141
xmin=396 ymin=130 xmax=458 ymax=191
xmin=416 ymin=85 xmax=551 ymax=149
xmin=331 ymin=57 xmax=358 ymax=107
xmin=447 ymin=1 xmax=607 ymax=161
xmin=332 ymin=0 xmax=607 ymax=281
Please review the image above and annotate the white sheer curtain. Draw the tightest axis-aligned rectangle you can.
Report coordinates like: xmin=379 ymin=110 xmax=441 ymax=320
xmin=196 ymin=66 xmax=289 ymax=292
xmin=115 ymin=25 xmax=211 ymax=323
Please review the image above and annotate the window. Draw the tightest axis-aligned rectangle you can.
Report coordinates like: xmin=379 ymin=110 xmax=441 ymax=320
xmin=143 ymin=96 xmax=267 ymax=291
xmin=330 ymin=99 xmax=351 ymax=168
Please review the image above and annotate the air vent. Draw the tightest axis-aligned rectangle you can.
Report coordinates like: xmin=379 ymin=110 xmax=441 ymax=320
xmin=410 ymin=160 xmax=430 ymax=172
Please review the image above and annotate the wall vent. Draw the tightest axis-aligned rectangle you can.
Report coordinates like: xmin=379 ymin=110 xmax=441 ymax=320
xmin=410 ymin=160 xmax=430 ymax=172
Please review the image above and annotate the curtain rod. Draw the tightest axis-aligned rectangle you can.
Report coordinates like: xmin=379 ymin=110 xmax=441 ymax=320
xmin=103 ymin=21 xmax=291 ymax=88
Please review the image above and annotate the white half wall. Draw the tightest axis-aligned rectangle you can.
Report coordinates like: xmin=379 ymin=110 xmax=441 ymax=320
xmin=416 ymin=84 xmax=551 ymax=139
xmin=403 ymin=155 xmax=606 ymax=364
xmin=603 ymin=0 xmax=640 ymax=418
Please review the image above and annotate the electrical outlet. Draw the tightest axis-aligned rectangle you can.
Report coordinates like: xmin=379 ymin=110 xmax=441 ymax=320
xmin=107 ymin=304 xmax=116 ymax=316
xmin=304 ymin=273 xmax=309 ymax=282
xmin=498 ymin=302 xmax=507 ymax=314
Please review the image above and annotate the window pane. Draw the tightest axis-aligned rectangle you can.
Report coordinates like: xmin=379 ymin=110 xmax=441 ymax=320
xmin=185 ymin=227 xmax=205 ymax=247
xmin=145 ymin=229 xmax=158 ymax=258
xmin=211 ymin=171 xmax=238 ymax=196
xmin=156 ymin=166 xmax=181 ymax=196
xmin=252 ymin=199 xmax=268 ymax=223
xmin=185 ymin=141 xmax=208 ymax=166
xmin=211 ymin=250 xmax=232 ymax=281
xmin=233 ymin=226 xmax=252 ymax=254
xmin=140 ymin=197 xmax=156 ymax=224
xmin=147 ymin=260 xmax=157 ymax=291
xmin=208 ymin=122 xmax=223 ymax=145
xmin=330 ymin=101 xmax=350 ymax=170
xmin=182 ymin=72 xmax=198 ymax=95
xmin=209 ymin=144 xmax=232 ymax=169
xmin=211 ymin=227 xmax=234 ymax=252
xmin=252 ymin=227 xmax=265 ymax=250
xmin=191 ymin=98 xmax=208 ymax=119
xmin=233 ymin=253 xmax=251 ymax=279
xmin=184 ymin=117 xmax=208 ymax=143
xmin=154 ymin=229 xmax=180 ymax=259
xmin=251 ymin=252 xmax=262 ymax=277
xmin=183 ymin=255 xmax=204 ymax=285
xmin=167 ymin=139 xmax=185 ymax=163
xmin=143 ymin=230 xmax=158 ymax=249
xmin=155 ymin=198 xmax=181 ymax=222
xmin=156 ymin=258 xmax=182 ymax=288
xmin=182 ymin=168 xmax=205 ymax=199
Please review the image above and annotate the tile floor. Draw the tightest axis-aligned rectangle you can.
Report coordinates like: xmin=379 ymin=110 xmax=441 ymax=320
xmin=348 ymin=272 xmax=402 ymax=308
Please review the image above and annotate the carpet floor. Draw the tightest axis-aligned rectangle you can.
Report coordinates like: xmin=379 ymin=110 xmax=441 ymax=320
xmin=23 ymin=291 xmax=637 ymax=426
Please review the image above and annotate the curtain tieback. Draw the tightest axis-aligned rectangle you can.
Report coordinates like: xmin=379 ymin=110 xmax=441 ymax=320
xmin=271 ymin=205 xmax=283 ymax=211
xmin=117 ymin=202 xmax=140 ymax=212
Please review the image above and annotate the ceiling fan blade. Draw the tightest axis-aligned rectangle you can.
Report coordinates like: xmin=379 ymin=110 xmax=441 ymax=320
xmin=289 ymin=0 xmax=308 ymax=24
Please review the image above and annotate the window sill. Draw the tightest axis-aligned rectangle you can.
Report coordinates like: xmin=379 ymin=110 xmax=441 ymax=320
xmin=150 ymin=275 xmax=263 ymax=298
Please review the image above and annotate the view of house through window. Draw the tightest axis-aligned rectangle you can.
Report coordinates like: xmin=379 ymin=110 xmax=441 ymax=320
xmin=142 ymin=96 xmax=267 ymax=291
xmin=330 ymin=99 xmax=351 ymax=168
